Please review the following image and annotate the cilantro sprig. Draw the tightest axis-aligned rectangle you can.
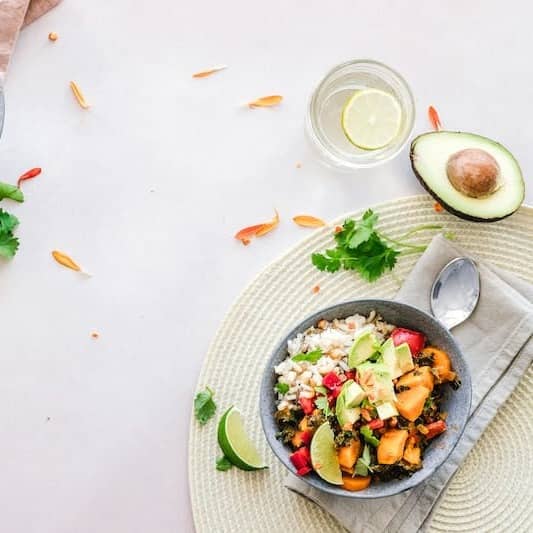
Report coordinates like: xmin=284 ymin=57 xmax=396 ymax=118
xmin=194 ymin=386 xmax=217 ymax=425
xmin=312 ymin=209 xmax=444 ymax=282
xmin=360 ymin=425 xmax=380 ymax=447
xmin=291 ymin=348 xmax=323 ymax=363
xmin=0 ymin=209 xmax=20 ymax=259
xmin=355 ymin=444 xmax=373 ymax=476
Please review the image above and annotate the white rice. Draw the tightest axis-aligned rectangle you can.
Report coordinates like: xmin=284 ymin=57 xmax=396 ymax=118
xmin=274 ymin=312 xmax=395 ymax=411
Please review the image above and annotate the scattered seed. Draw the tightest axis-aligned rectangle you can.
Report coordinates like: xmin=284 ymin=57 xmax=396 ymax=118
xmin=334 ymin=225 xmax=342 ymax=234
xmin=91 ymin=332 xmax=99 ymax=339
xmin=192 ymin=65 xmax=228 ymax=78
xmin=69 ymin=81 xmax=90 ymax=109
xmin=48 ymin=32 xmax=58 ymax=42
xmin=312 ymin=285 xmax=320 ymax=294
xmin=248 ymin=95 xmax=283 ymax=108
xmin=296 ymin=162 xmax=302 ymax=168
xmin=434 ymin=202 xmax=443 ymax=213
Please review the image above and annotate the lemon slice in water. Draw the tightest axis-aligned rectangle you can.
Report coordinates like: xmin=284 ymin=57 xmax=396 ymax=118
xmin=310 ymin=422 xmax=343 ymax=485
xmin=341 ymin=89 xmax=402 ymax=150
xmin=217 ymin=406 xmax=267 ymax=470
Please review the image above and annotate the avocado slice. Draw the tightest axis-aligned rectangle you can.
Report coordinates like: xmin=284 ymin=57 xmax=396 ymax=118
xmin=356 ymin=362 xmax=396 ymax=403
xmin=348 ymin=330 xmax=380 ymax=368
xmin=410 ymin=131 xmax=524 ymax=222
xmin=335 ymin=381 xmax=361 ymax=428
xmin=395 ymin=343 xmax=415 ymax=375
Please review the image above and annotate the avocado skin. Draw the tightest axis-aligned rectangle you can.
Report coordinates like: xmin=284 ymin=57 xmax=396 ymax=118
xmin=409 ymin=131 xmax=520 ymax=223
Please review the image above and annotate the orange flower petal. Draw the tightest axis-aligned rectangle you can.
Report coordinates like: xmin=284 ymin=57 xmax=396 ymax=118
xmin=52 ymin=250 xmax=81 ymax=271
xmin=293 ymin=215 xmax=326 ymax=228
xmin=256 ymin=209 xmax=280 ymax=236
xmin=192 ymin=65 xmax=228 ymax=78
xmin=428 ymin=106 xmax=442 ymax=131
xmin=234 ymin=224 xmax=266 ymax=242
xmin=248 ymin=95 xmax=283 ymax=108
xmin=70 ymin=81 xmax=90 ymax=109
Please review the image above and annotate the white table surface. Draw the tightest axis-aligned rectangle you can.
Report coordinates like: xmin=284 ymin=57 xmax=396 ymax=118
xmin=1 ymin=1 xmax=531 ymax=532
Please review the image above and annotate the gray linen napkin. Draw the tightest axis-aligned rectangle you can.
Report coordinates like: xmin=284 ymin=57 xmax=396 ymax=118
xmin=285 ymin=234 xmax=533 ymax=533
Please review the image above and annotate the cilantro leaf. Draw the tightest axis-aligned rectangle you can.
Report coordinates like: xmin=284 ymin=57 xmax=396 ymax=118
xmin=314 ymin=385 xmax=328 ymax=395
xmin=0 ymin=209 xmax=19 ymax=234
xmin=216 ymin=456 xmax=233 ymax=471
xmin=292 ymin=348 xmax=323 ymax=363
xmin=194 ymin=387 xmax=217 ymax=425
xmin=275 ymin=382 xmax=289 ymax=394
xmin=355 ymin=444 xmax=372 ymax=476
xmin=315 ymin=396 xmax=331 ymax=417
xmin=0 ymin=182 xmax=24 ymax=203
xmin=360 ymin=425 xmax=380 ymax=447
xmin=0 ymin=233 xmax=19 ymax=259
xmin=312 ymin=251 xmax=341 ymax=272
xmin=348 ymin=209 xmax=378 ymax=249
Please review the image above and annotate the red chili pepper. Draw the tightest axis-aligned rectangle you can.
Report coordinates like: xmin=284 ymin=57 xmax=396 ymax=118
xmin=298 ymin=396 xmax=315 ymax=415
xmin=391 ymin=328 xmax=426 ymax=356
xmin=323 ymin=371 xmax=342 ymax=390
xmin=290 ymin=447 xmax=311 ymax=470
xmin=17 ymin=167 xmax=42 ymax=188
xmin=425 ymin=420 xmax=447 ymax=439
xmin=366 ymin=419 xmax=385 ymax=430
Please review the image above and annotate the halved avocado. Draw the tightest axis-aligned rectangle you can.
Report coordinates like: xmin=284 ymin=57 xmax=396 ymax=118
xmin=410 ymin=131 xmax=525 ymax=222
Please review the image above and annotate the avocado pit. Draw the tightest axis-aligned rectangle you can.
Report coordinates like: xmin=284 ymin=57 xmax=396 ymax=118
xmin=446 ymin=148 xmax=500 ymax=198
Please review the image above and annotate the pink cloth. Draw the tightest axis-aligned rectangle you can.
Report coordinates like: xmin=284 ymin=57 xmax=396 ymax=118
xmin=0 ymin=0 xmax=61 ymax=79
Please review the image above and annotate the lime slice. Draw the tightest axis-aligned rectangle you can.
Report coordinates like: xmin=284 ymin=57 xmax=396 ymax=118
xmin=217 ymin=406 xmax=267 ymax=470
xmin=310 ymin=422 xmax=343 ymax=485
xmin=341 ymin=89 xmax=402 ymax=150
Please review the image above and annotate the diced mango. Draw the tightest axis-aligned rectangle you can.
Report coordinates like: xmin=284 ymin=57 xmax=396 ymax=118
xmin=397 ymin=366 xmax=434 ymax=392
xmin=395 ymin=386 xmax=431 ymax=421
xmin=342 ymin=475 xmax=371 ymax=491
xmin=422 ymin=347 xmax=456 ymax=383
xmin=377 ymin=429 xmax=409 ymax=464
xmin=337 ymin=438 xmax=361 ymax=470
xmin=403 ymin=436 xmax=421 ymax=465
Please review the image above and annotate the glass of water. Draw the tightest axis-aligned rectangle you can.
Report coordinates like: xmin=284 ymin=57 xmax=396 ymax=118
xmin=306 ymin=59 xmax=415 ymax=170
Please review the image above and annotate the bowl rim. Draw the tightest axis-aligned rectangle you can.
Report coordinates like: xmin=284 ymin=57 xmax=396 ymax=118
xmin=259 ymin=298 xmax=472 ymax=499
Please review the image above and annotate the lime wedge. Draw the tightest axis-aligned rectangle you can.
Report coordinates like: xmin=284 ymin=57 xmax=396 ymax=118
xmin=310 ymin=422 xmax=343 ymax=485
xmin=217 ymin=406 xmax=267 ymax=470
xmin=341 ymin=89 xmax=402 ymax=150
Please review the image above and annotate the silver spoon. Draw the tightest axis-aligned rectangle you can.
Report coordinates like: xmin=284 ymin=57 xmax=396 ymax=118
xmin=430 ymin=257 xmax=480 ymax=329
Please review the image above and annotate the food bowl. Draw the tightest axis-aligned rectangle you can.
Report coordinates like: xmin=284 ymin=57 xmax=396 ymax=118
xmin=259 ymin=299 xmax=472 ymax=499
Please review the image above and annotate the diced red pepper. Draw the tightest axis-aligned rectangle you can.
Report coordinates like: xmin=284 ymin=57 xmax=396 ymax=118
xmin=298 ymin=396 xmax=315 ymax=415
xmin=323 ymin=371 xmax=342 ymax=390
xmin=366 ymin=419 xmax=385 ymax=430
xmin=344 ymin=370 xmax=355 ymax=381
xmin=296 ymin=465 xmax=312 ymax=476
xmin=391 ymin=328 xmax=426 ymax=356
xmin=290 ymin=446 xmax=311 ymax=470
xmin=300 ymin=431 xmax=312 ymax=446
xmin=425 ymin=420 xmax=447 ymax=439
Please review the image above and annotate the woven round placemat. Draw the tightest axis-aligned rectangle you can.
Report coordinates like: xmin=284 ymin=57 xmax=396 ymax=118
xmin=189 ymin=195 xmax=533 ymax=533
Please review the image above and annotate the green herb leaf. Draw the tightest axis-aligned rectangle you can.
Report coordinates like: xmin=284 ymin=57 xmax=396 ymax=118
xmin=0 ymin=209 xmax=19 ymax=234
xmin=360 ymin=425 xmax=380 ymax=447
xmin=315 ymin=396 xmax=331 ymax=417
xmin=314 ymin=385 xmax=328 ymax=395
xmin=0 ymin=233 xmax=19 ymax=258
xmin=0 ymin=183 xmax=24 ymax=203
xmin=312 ymin=209 xmax=441 ymax=283
xmin=216 ymin=456 xmax=233 ymax=471
xmin=355 ymin=444 xmax=373 ymax=476
xmin=194 ymin=387 xmax=217 ymax=425
xmin=275 ymin=382 xmax=289 ymax=394
xmin=292 ymin=348 xmax=323 ymax=363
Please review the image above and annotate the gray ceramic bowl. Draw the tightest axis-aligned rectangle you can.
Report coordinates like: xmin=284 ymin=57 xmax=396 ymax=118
xmin=259 ymin=299 xmax=472 ymax=499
